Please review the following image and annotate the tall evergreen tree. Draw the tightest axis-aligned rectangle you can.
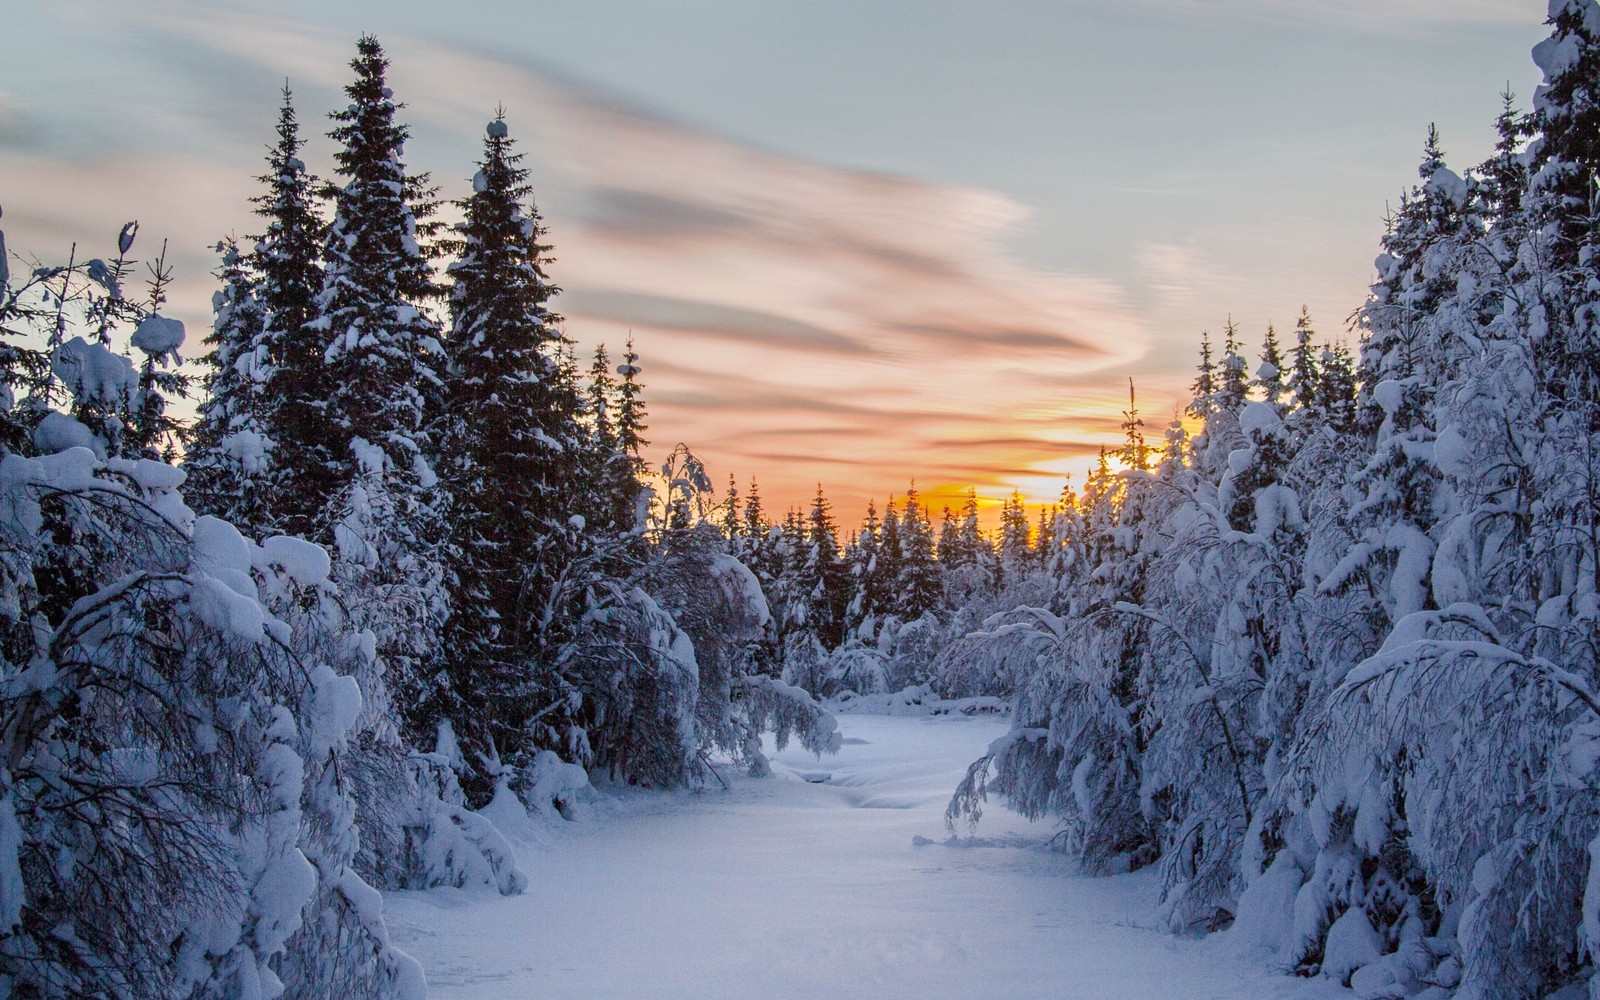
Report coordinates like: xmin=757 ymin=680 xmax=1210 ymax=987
xmin=317 ymin=36 xmax=445 ymax=487
xmin=1119 ymin=379 xmax=1151 ymax=472
xmin=1285 ymin=306 xmax=1320 ymax=423
xmin=846 ymin=499 xmax=889 ymax=637
xmin=1188 ymin=331 xmax=1217 ymax=420
xmin=313 ymin=35 xmax=449 ymax=743
xmin=802 ymin=484 xmax=848 ymax=649
xmin=1255 ymin=323 xmax=1285 ymax=411
xmin=998 ymin=491 xmax=1032 ymax=582
xmin=1218 ymin=318 xmax=1249 ymax=413
xmin=895 ymin=484 xmax=941 ymax=619
xmin=432 ymin=113 xmax=573 ymax=789
xmin=255 ymin=86 xmax=330 ymax=538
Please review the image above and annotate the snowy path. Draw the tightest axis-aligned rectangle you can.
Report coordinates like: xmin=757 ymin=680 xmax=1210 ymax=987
xmin=383 ymin=714 xmax=1346 ymax=1000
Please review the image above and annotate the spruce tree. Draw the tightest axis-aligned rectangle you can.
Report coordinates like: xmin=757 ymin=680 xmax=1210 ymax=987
xmin=185 ymin=238 xmax=272 ymax=533
xmin=1285 ymin=306 xmax=1320 ymax=423
xmin=317 ymin=36 xmax=445 ymax=486
xmin=255 ymin=86 xmax=330 ymax=538
xmin=937 ymin=506 xmax=960 ymax=568
xmin=1118 ymin=379 xmax=1151 ymax=472
xmin=809 ymin=485 xmax=849 ymax=646
xmin=846 ymin=499 xmax=888 ymax=637
xmin=717 ymin=474 xmax=742 ymax=537
xmin=1218 ymin=318 xmax=1249 ymax=413
xmin=1187 ymin=331 xmax=1217 ymax=420
xmin=878 ymin=495 xmax=904 ymax=606
xmin=433 ymin=113 xmax=572 ymax=788
xmin=596 ymin=338 xmax=649 ymax=553
xmin=314 ymin=35 xmax=449 ymax=742
xmin=895 ymin=484 xmax=941 ymax=619
xmin=998 ymin=491 xmax=1032 ymax=582
xmin=1256 ymin=323 xmax=1285 ymax=411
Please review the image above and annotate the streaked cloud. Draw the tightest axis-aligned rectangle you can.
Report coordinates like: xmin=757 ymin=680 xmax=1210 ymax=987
xmin=10 ymin=7 xmax=1154 ymax=518
xmin=1138 ymin=0 xmax=1539 ymax=28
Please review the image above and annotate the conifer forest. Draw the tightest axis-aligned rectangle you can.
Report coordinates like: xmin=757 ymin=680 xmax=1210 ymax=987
xmin=8 ymin=4 xmax=1600 ymax=999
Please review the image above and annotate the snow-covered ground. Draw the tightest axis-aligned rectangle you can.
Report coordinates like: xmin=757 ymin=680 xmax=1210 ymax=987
xmin=383 ymin=714 xmax=1347 ymax=999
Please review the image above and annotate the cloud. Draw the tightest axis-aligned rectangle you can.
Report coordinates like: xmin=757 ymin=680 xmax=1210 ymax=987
xmin=579 ymin=189 xmax=753 ymax=243
xmin=15 ymin=6 xmax=1155 ymax=520
xmin=1136 ymin=0 xmax=1539 ymax=28
xmin=563 ymin=289 xmax=877 ymax=357
xmin=0 ymin=92 xmax=28 ymax=147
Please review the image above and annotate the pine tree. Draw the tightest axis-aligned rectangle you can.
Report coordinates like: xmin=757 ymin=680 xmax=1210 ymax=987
xmin=938 ymin=506 xmax=960 ymax=567
xmin=185 ymin=238 xmax=273 ymax=534
xmin=594 ymin=338 xmax=650 ymax=551
xmin=998 ymin=491 xmax=1032 ymax=582
xmin=616 ymin=336 xmax=648 ymax=476
xmin=1218 ymin=318 xmax=1249 ymax=413
xmin=317 ymin=36 xmax=445 ymax=489
xmin=956 ymin=487 xmax=994 ymax=590
xmin=895 ymin=484 xmax=941 ymax=619
xmin=432 ymin=113 xmax=573 ymax=790
xmin=124 ymin=245 xmax=189 ymax=463
xmin=1529 ymin=1 xmax=1600 ymax=265
xmin=255 ymin=86 xmax=330 ymax=539
xmin=1187 ymin=331 xmax=1217 ymax=420
xmin=879 ymin=494 xmax=903 ymax=605
xmin=1119 ymin=379 xmax=1151 ymax=472
xmin=1285 ymin=306 xmax=1320 ymax=423
xmin=1319 ymin=342 xmax=1359 ymax=433
xmin=846 ymin=499 xmax=888 ymax=637
xmin=313 ymin=35 xmax=449 ymax=747
xmin=717 ymin=474 xmax=742 ymax=538
xmin=1478 ymin=87 xmax=1528 ymax=220
xmin=802 ymin=484 xmax=848 ymax=650
xmin=1256 ymin=323 xmax=1285 ymax=411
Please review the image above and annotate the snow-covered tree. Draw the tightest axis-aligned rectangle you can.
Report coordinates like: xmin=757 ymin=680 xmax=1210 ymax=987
xmin=184 ymin=239 xmax=273 ymax=533
xmin=254 ymin=87 xmax=331 ymax=540
xmin=312 ymin=35 xmax=449 ymax=751
xmin=430 ymin=114 xmax=575 ymax=798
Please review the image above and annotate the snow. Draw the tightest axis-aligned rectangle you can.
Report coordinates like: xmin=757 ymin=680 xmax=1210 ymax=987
xmin=1433 ymin=423 xmax=1472 ymax=478
xmin=351 ymin=437 xmax=386 ymax=476
xmin=52 ymin=336 xmax=136 ymax=404
xmin=222 ymin=429 xmax=269 ymax=475
xmin=32 ymin=411 xmax=95 ymax=454
xmin=1322 ymin=907 xmax=1382 ymax=985
xmin=1240 ymin=400 xmax=1283 ymax=436
xmin=383 ymin=714 xmax=1345 ymax=1000
xmin=710 ymin=552 xmax=772 ymax=627
xmin=189 ymin=573 xmax=265 ymax=642
xmin=1372 ymin=379 xmax=1404 ymax=416
xmin=1231 ymin=854 xmax=1303 ymax=958
xmin=1423 ymin=166 xmax=1467 ymax=204
xmin=258 ymin=535 xmax=333 ymax=587
xmin=106 ymin=456 xmax=186 ymax=491
xmin=131 ymin=313 xmax=186 ymax=360
xmin=193 ymin=515 xmax=253 ymax=575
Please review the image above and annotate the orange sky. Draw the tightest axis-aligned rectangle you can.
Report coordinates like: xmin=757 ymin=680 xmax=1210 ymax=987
xmin=4 ymin=6 xmax=1548 ymax=534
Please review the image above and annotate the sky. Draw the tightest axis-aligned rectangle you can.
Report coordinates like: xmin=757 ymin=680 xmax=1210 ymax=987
xmin=2 ymin=1 xmax=1551 ymax=524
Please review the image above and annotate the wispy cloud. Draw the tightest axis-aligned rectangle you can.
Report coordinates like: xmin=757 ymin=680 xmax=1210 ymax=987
xmin=12 ymin=7 xmax=1155 ymax=516
xmin=1137 ymin=0 xmax=1539 ymax=28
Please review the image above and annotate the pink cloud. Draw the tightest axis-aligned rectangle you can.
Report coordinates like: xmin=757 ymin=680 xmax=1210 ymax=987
xmin=14 ymin=8 xmax=1160 ymax=521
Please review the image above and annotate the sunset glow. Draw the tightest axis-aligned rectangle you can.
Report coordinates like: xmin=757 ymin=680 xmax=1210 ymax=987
xmin=2 ymin=1 xmax=1547 ymax=523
